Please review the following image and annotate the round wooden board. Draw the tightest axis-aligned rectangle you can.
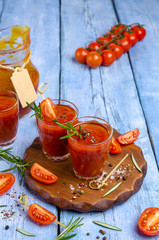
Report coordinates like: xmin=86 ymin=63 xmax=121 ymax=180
xmin=24 ymin=129 xmax=147 ymax=212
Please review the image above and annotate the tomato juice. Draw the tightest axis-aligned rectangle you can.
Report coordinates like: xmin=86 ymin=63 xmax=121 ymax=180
xmin=0 ymin=91 xmax=19 ymax=145
xmin=68 ymin=117 xmax=113 ymax=179
xmin=36 ymin=99 xmax=78 ymax=161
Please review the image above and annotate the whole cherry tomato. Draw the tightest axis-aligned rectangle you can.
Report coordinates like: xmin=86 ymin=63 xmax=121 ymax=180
xmin=86 ymin=51 xmax=102 ymax=68
xmin=101 ymin=50 xmax=116 ymax=66
xmin=40 ymin=98 xmax=56 ymax=122
xmin=28 ymin=203 xmax=56 ymax=225
xmin=117 ymin=128 xmax=140 ymax=145
xmin=131 ymin=25 xmax=146 ymax=41
xmin=88 ymin=42 xmax=100 ymax=52
xmin=117 ymin=36 xmax=131 ymax=52
xmin=0 ymin=173 xmax=15 ymax=195
xmin=109 ymin=43 xmax=123 ymax=59
xmin=96 ymin=36 xmax=110 ymax=47
xmin=111 ymin=24 xmax=126 ymax=35
xmin=104 ymin=32 xmax=115 ymax=40
xmin=138 ymin=207 xmax=159 ymax=236
xmin=31 ymin=163 xmax=58 ymax=184
xmin=75 ymin=47 xmax=88 ymax=64
xmin=109 ymin=137 xmax=122 ymax=154
xmin=124 ymin=31 xmax=138 ymax=46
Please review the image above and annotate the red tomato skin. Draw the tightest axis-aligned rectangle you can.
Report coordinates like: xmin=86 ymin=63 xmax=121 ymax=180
xmin=117 ymin=128 xmax=140 ymax=145
xmin=117 ymin=36 xmax=131 ymax=52
xmin=138 ymin=207 xmax=159 ymax=236
xmin=96 ymin=36 xmax=110 ymax=45
xmin=109 ymin=137 xmax=122 ymax=154
xmin=131 ymin=25 xmax=146 ymax=41
xmin=101 ymin=50 xmax=116 ymax=66
xmin=28 ymin=203 xmax=56 ymax=225
xmin=88 ymin=42 xmax=100 ymax=52
xmin=0 ymin=173 xmax=15 ymax=195
xmin=124 ymin=31 xmax=138 ymax=46
xmin=86 ymin=51 xmax=102 ymax=68
xmin=109 ymin=43 xmax=123 ymax=59
xmin=75 ymin=47 xmax=88 ymax=64
xmin=31 ymin=163 xmax=58 ymax=184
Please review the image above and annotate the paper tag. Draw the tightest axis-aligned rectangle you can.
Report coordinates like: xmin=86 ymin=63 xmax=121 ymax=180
xmin=11 ymin=68 xmax=37 ymax=108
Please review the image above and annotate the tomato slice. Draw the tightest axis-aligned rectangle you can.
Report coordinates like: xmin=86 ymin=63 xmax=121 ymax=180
xmin=31 ymin=163 xmax=58 ymax=184
xmin=0 ymin=173 xmax=15 ymax=195
xmin=28 ymin=203 xmax=56 ymax=225
xmin=138 ymin=207 xmax=159 ymax=236
xmin=40 ymin=98 xmax=56 ymax=122
xmin=109 ymin=137 xmax=122 ymax=154
xmin=117 ymin=128 xmax=140 ymax=145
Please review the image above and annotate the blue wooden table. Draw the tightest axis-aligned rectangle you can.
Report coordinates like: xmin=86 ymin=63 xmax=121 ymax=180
xmin=0 ymin=0 xmax=159 ymax=239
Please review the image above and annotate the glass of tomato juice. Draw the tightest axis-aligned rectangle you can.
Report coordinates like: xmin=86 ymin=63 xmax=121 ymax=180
xmin=67 ymin=116 xmax=113 ymax=180
xmin=0 ymin=90 xmax=19 ymax=146
xmin=36 ymin=99 xmax=78 ymax=161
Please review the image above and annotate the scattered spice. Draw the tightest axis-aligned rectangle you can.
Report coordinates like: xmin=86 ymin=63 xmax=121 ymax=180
xmin=96 ymin=236 xmax=100 ymax=239
xmin=99 ymin=229 xmax=106 ymax=235
xmin=86 ymin=233 xmax=90 ymax=236
xmin=5 ymin=225 xmax=9 ymax=230
xmin=108 ymin=163 xmax=113 ymax=167
xmin=103 ymin=237 xmax=107 ymax=240
xmin=72 ymin=196 xmax=76 ymax=200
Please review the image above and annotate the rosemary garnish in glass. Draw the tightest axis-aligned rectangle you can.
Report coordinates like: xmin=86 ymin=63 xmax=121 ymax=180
xmin=56 ymin=122 xmax=82 ymax=139
xmin=26 ymin=102 xmax=43 ymax=120
xmin=0 ymin=147 xmax=34 ymax=185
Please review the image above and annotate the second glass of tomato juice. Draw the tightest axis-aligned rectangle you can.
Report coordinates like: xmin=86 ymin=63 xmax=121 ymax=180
xmin=67 ymin=116 xmax=113 ymax=180
xmin=36 ymin=99 xmax=78 ymax=161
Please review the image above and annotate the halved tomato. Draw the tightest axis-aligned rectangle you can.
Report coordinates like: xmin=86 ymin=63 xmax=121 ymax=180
xmin=31 ymin=163 xmax=58 ymax=184
xmin=138 ymin=207 xmax=159 ymax=236
xmin=40 ymin=98 xmax=56 ymax=122
xmin=109 ymin=137 xmax=122 ymax=154
xmin=0 ymin=173 xmax=15 ymax=195
xmin=117 ymin=128 xmax=140 ymax=145
xmin=28 ymin=203 xmax=56 ymax=225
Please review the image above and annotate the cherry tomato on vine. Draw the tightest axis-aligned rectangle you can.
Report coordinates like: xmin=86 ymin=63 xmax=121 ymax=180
xmin=111 ymin=24 xmax=126 ymax=35
xmin=101 ymin=50 xmax=116 ymax=66
xmin=0 ymin=173 xmax=15 ymax=195
xmin=131 ymin=25 xmax=146 ymax=41
xmin=75 ymin=47 xmax=88 ymax=64
xmin=40 ymin=98 xmax=56 ymax=122
xmin=86 ymin=51 xmax=102 ymax=68
xmin=109 ymin=137 xmax=122 ymax=154
xmin=138 ymin=207 xmax=159 ymax=236
xmin=109 ymin=43 xmax=123 ymax=59
xmin=28 ymin=203 xmax=56 ymax=225
xmin=125 ymin=31 xmax=138 ymax=46
xmin=117 ymin=36 xmax=131 ymax=52
xmin=88 ymin=42 xmax=100 ymax=52
xmin=31 ymin=163 xmax=58 ymax=184
xmin=104 ymin=32 xmax=115 ymax=40
xmin=96 ymin=36 xmax=110 ymax=46
xmin=117 ymin=128 xmax=140 ymax=145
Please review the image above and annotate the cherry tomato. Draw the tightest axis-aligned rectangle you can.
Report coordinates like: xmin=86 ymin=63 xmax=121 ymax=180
xmin=0 ymin=173 xmax=15 ymax=195
xmin=104 ymin=32 xmax=115 ymax=40
xmin=109 ymin=43 xmax=123 ymax=59
xmin=117 ymin=128 xmax=140 ymax=145
xmin=86 ymin=51 xmax=102 ymax=68
xmin=138 ymin=207 xmax=159 ymax=236
xmin=117 ymin=36 xmax=131 ymax=52
xmin=75 ymin=47 xmax=88 ymax=64
xmin=28 ymin=203 xmax=56 ymax=225
xmin=101 ymin=50 xmax=116 ymax=66
xmin=111 ymin=24 xmax=125 ymax=35
xmin=124 ymin=31 xmax=138 ymax=46
xmin=31 ymin=163 xmax=58 ymax=184
xmin=88 ymin=42 xmax=100 ymax=52
xmin=131 ymin=25 xmax=146 ymax=41
xmin=109 ymin=137 xmax=122 ymax=154
xmin=96 ymin=36 xmax=110 ymax=49
xmin=40 ymin=98 xmax=56 ymax=122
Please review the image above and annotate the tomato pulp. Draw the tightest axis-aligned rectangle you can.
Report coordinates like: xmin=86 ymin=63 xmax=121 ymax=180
xmin=0 ymin=92 xmax=19 ymax=145
xmin=68 ymin=117 xmax=113 ymax=179
xmin=36 ymin=99 xmax=78 ymax=161
xmin=0 ymin=173 xmax=15 ymax=195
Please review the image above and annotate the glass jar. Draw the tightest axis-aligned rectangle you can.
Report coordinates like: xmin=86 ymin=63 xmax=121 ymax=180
xmin=0 ymin=25 xmax=39 ymax=117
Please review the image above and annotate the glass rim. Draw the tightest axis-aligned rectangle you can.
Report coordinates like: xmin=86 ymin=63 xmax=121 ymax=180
xmin=0 ymin=90 xmax=19 ymax=113
xmin=68 ymin=116 xmax=113 ymax=146
xmin=36 ymin=98 xmax=79 ymax=125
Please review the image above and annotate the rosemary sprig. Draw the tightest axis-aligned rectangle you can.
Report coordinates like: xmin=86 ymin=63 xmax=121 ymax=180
xmin=131 ymin=154 xmax=142 ymax=173
xmin=102 ymin=181 xmax=122 ymax=198
xmin=16 ymin=228 xmax=36 ymax=237
xmin=26 ymin=102 xmax=43 ymax=120
xmin=55 ymin=214 xmax=84 ymax=240
xmin=0 ymin=205 xmax=7 ymax=207
xmin=56 ymin=122 xmax=82 ymax=139
xmin=0 ymin=147 xmax=34 ymax=185
xmin=93 ymin=220 xmax=122 ymax=231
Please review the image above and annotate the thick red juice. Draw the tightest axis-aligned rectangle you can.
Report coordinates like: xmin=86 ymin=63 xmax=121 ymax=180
xmin=36 ymin=102 xmax=78 ymax=161
xmin=0 ymin=94 xmax=19 ymax=145
xmin=68 ymin=120 xmax=112 ymax=179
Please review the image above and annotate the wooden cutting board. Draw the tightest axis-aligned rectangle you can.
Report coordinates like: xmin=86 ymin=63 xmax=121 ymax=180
xmin=24 ymin=129 xmax=147 ymax=212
